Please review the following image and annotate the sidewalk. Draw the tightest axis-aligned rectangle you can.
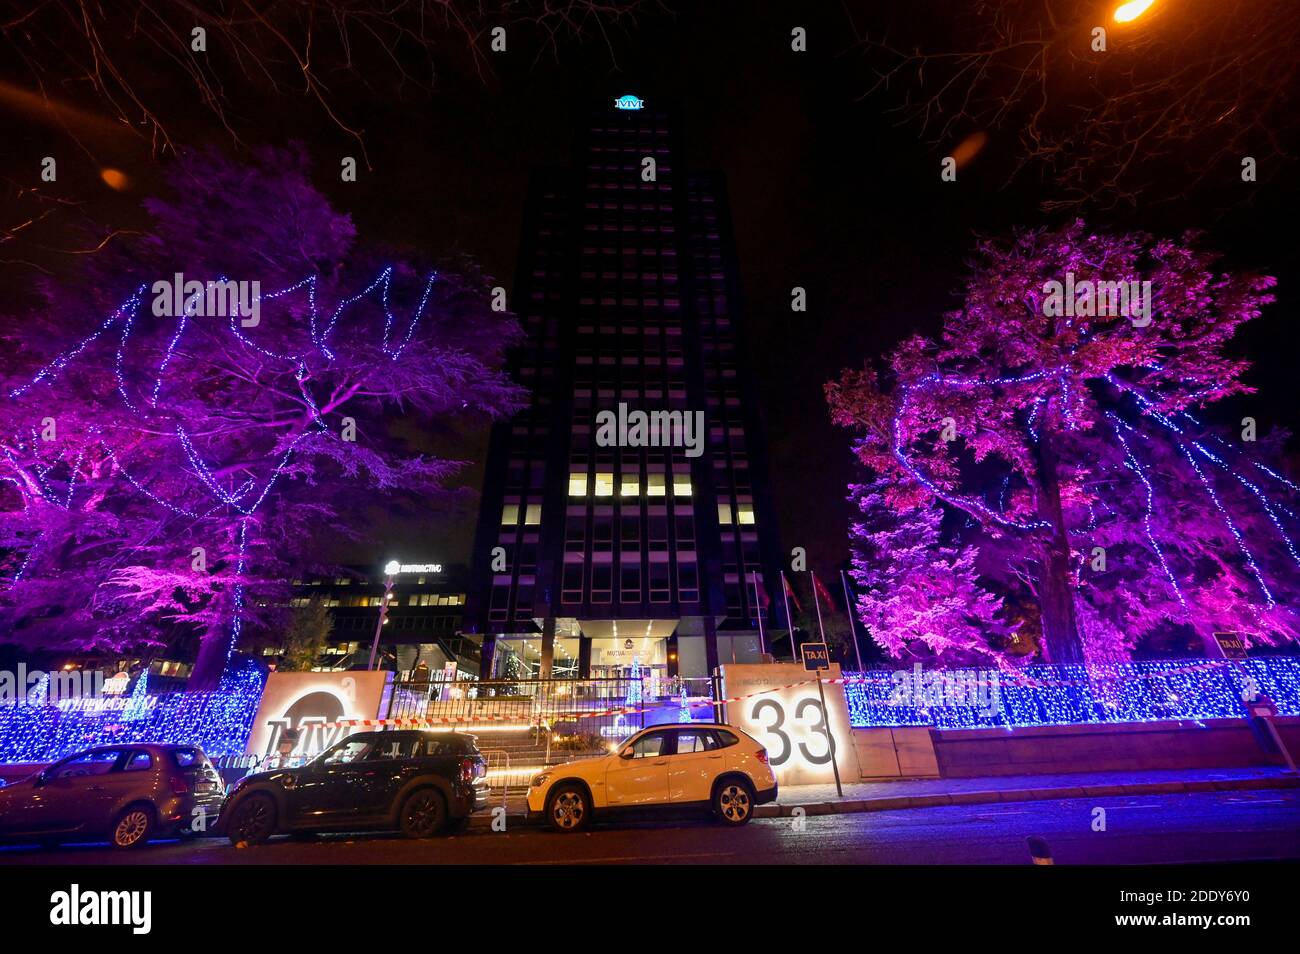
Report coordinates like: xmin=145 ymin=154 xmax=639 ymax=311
xmin=477 ymin=766 xmax=1300 ymax=825
xmin=752 ymin=766 xmax=1300 ymax=817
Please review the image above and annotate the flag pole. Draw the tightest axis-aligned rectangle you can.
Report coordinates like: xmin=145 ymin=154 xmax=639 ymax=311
xmin=810 ymin=570 xmax=842 ymax=797
xmin=810 ymin=570 xmax=827 ymax=643
xmin=751 ymin=571 xmax=767 ymax=657
xmin=841 ymin=568 xmax=864 ymax=672
xmin=780 ymin=570 xmax=798 ymax=662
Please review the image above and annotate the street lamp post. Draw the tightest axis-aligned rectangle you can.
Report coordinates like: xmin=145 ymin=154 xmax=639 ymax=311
xmin=368 ymin=561 xmax=400 ymax=671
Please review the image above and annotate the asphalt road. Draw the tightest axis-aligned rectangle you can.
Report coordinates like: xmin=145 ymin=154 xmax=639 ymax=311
xmin=3 ymin=789 xmax=1298 ymax=865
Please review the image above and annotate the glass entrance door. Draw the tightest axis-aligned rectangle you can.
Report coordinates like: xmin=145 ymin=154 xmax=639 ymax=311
xmin=589 ymin=636 xmax=668 ymax=698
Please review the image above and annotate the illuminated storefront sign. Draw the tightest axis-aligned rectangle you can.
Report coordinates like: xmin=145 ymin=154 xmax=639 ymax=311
xmin=614 ymin=94 xmax=644 ymax=111
xmin=246 ymin=671 xmax=393 ymax=759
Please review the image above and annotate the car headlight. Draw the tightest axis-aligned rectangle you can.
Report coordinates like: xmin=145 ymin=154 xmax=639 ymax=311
xmin=531 ymin=773 xmax=551 ymax=788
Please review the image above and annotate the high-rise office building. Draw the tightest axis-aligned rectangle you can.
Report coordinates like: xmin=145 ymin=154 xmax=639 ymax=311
xmin=464 ymin=92 xmax=786 ymax=682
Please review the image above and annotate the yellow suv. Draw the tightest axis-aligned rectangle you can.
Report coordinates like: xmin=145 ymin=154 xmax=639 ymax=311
xmin=527 ymin=723 xmax=778 ymax=832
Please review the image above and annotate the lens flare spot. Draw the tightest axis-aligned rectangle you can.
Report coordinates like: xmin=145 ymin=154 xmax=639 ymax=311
xmin=100 ymin=168 xmax=130 ymax=191
xmin=950 ymin=131 xmax=988 ymax=170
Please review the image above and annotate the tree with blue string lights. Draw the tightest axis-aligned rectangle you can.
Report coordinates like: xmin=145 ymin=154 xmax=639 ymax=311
xmin=828 ymin=222 xmax=1300 ymax=667
xmin=0 ymin=146 xmax=523 ymax=688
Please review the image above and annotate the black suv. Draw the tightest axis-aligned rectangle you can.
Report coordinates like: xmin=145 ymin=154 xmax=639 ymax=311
xmin=218 ymin=730 xmax=488 ymax=845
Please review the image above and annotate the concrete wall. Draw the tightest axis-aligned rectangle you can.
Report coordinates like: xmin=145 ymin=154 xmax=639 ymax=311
xmin=851 ymin=718 xmax=1299 ymax=779
xmin=931 ymin=717 xmax=1300 ymax=778
xmin=853 ymin=728 xmax=940 ymax=779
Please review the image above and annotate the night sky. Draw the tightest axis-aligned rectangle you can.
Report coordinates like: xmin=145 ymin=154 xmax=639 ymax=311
xmin=3 ymin=0 xmax=1297 ymax=577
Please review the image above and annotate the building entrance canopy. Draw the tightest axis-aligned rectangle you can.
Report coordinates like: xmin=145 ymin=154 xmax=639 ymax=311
xmin=574 ymin=619 xmax=677 ymax=640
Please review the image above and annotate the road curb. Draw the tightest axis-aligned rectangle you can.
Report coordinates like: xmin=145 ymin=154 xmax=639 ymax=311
xmin=751 ymin=773 xmax=1300 ymax=818
xmin=469 ymin=774 xmax=1300 ymax=827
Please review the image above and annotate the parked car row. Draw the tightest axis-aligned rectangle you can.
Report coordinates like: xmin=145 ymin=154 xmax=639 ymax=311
xmin=0 ymin=722 xmax=776 ymax=849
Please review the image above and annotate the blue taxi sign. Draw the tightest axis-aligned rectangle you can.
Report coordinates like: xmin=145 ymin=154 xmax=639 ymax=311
xmin=801 ymin=642 xmax=831 ymax=671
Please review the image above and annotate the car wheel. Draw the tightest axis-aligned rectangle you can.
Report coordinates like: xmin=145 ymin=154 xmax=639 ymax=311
xmin=399 ymin=789 xmax=446 ymax=839
xmin=227 ymin=793 xmax=276 ymax=846
xmin=713 ymin=779 xmax=755 ymax=826
xmin=111 ymin=806 xmax=155 ymax=849
xmin=546 ymin=783 xmax=590 ymax=833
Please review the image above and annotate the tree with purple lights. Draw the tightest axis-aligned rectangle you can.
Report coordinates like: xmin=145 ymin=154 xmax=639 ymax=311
xmin=1063 ymin=417 xmax=1300 ymax=661
xmin=850 ymin=478 xmax=1016 ymax=667
xmin=828 ymin=222 xmax=1299 ymax=665
xmin=0 ymin=147 xmax=523 ymax=688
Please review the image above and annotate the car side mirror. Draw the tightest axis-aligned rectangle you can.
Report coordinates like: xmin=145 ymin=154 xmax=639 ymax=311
xmin=619 ymin=748 xmax=635 ymax=760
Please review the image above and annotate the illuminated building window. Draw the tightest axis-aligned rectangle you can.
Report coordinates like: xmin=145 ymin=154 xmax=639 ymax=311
xmin=524 ymin=504 xmax=542 ymax=525
xmin=621 ymin=474 xmax=640 ymax=497
xmin=647 ymin=473 xmax=666 ymax=496
xmin=737 ymin=504 xmax=756 ymax=525
xmin=568 ymin=473 xmax=588 ymax=497
xmin=717 ymin=502 xmax=732 ymax=525
xmin=501 ymin=504 xmax=519 ymax=525
xmin=672 ymin=474 xmax=692 ymax=496
xmin=594 ymin=472 xmax=615 ymax=497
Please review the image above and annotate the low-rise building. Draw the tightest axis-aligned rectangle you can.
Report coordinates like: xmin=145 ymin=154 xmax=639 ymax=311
xmin=283 ymin=562 xmax=480 ymax=675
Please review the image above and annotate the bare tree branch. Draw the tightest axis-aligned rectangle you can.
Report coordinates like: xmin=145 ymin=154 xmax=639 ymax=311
xmin=852 ymin=0 xmax=1300 ymax=211
xmin=1 ymin=0 xmax=658 ymax=163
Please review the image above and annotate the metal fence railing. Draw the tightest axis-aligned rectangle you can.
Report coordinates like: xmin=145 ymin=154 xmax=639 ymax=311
xmin=384 ymin=676 xmax=721 ymax=791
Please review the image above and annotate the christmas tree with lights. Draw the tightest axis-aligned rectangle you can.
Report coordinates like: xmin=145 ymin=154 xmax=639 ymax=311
xmin=676 ymin=682 xmax=692 ymax=722
xmin=624 ymin=657 xmax=643 ymax=709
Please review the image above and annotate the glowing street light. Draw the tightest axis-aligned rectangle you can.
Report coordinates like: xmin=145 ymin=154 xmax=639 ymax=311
xmin=1113 ymin=0 xmax=1156 ymax=23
